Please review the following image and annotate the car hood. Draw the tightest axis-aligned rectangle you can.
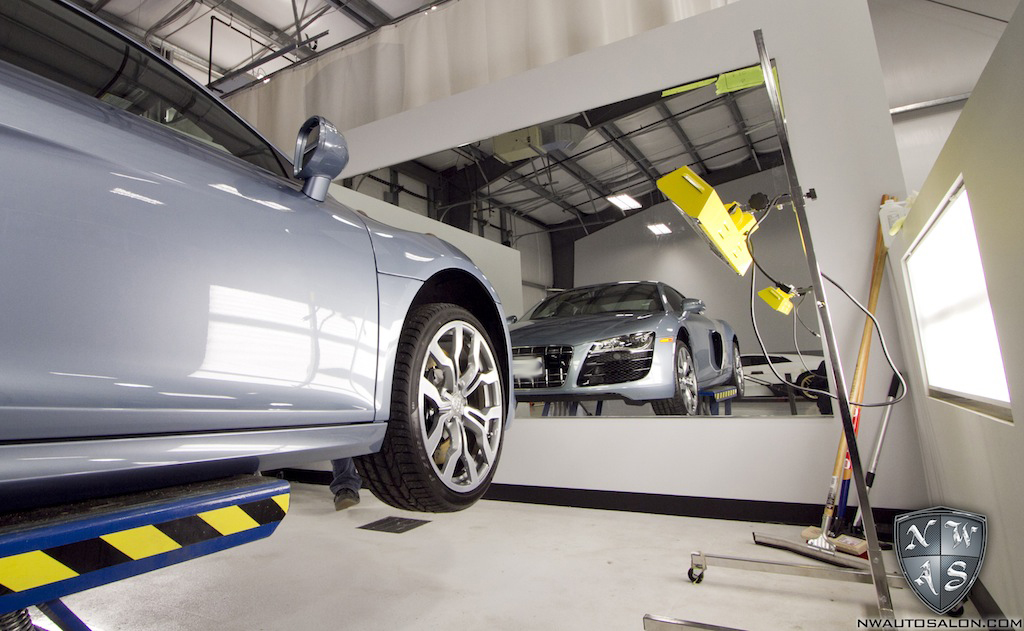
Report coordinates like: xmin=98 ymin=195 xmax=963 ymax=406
xmin=510 ymin=312 xmax=664 ymax=347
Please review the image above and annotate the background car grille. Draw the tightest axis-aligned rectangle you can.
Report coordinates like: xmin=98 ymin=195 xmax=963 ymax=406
xmin=513 ymin=345 xmax=573 ymax=388
xmin=577 ymin=350 xmax=654 ymax=387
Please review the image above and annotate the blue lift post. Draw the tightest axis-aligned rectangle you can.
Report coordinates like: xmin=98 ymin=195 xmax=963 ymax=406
xmin=0 ymin=474 xmax=290 ymax=630
xmin=698 ymin=385 xmax=738 ymax=415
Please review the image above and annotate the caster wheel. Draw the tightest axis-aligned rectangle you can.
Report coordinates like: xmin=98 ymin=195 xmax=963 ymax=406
xmin=948 ymin=605 xmax=965 ymax=618
xmin=687 ymin=568 xmax=704 ymax=584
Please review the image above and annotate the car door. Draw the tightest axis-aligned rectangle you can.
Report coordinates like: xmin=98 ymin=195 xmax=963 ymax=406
xmin=0 ymin=1 xmax=378 ymax=440
xmin=664 ymin=285 xmax=722 ymax=385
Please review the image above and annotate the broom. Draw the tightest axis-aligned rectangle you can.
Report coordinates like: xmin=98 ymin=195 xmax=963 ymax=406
xmin=803 ymin=199 xmax=890 ymax=555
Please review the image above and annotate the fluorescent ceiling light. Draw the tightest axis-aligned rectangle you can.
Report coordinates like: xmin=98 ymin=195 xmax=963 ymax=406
xmin=647 ymin=223 xmax=671 ymax=235
xmin=607 ymin=194 xmax=641 ymax=211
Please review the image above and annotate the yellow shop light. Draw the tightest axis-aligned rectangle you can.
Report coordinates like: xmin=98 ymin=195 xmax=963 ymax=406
xmin=758 ymin=286 xmax=796 ymax=315
xmin=656 ymin=165 xmax=756 ymax=275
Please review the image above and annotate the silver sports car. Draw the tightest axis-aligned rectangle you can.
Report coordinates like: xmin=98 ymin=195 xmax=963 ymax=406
xmin=510 ymin=281 xmax=742 ymax=415
xmin=0 ymin=0 xmax=512 ymax=513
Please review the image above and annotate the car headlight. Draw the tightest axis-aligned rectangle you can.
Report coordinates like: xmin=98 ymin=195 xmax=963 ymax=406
xmin=590 ymin=331 xmax=654 ymax=354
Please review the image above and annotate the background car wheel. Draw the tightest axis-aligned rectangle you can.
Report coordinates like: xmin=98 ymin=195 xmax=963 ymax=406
xmin=652 ymin=341 xmax=699 ymax=416
xmin=728 ymin=342 xmax=744 ymax=400
xmin=796 ymin=371 xmax=820 ymax=401
xmin=356 ymin=303 xmax=505 ymax=512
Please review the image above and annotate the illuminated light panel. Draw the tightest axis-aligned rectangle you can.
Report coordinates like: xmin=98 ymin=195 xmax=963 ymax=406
xmin=647 ymin=223 xmax=671 ymax=235
xmin=607 ymin=194 xmax=642 ymax=211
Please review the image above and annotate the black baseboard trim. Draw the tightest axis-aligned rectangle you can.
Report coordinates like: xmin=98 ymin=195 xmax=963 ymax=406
xmin=484 ymin=484 xmax=906 ymax=536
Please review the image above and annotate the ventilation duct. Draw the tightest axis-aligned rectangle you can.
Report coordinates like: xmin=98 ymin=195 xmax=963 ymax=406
xmin=492 ymin=123 xmax=587 ymax=162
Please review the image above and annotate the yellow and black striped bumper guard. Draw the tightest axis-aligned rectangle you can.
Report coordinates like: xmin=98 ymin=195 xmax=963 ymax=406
xmin=0 ymin=475 xmax=289 ymax=615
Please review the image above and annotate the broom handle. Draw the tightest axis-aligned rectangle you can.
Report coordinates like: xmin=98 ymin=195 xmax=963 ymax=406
xmin=817 ymin=202 xmax=889 ymax=536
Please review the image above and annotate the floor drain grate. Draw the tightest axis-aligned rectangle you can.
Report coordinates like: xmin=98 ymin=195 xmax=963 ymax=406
xmin=358 ymin=516 xmax=430 ymax=533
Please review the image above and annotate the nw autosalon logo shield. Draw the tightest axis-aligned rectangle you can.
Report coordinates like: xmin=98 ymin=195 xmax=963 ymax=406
xmin=895 ymin=507 xmax=987 ymax=615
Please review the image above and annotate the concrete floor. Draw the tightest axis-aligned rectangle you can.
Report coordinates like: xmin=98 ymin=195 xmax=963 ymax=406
xmin=31 ymin=483 xmax=971 ymax=631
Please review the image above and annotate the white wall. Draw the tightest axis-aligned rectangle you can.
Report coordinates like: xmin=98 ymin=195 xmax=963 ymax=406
xmin=884 ymin=3 xmax=1024 ymax=614
xmin=868 ymin=0 xmax=1009 ymax=194
xmin=294 ymin=0 xmax=926 ymax=515
xmin=488 ymin=0 xmax=927 ymax=513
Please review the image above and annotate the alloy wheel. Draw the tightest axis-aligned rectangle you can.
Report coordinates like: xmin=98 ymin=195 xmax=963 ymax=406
xmin=419 ymin=320 xmax=503 ymax=493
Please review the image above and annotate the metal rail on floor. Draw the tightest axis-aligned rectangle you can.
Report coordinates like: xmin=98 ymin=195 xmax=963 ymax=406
xmin=0 ymin=475 xmax=290 ymax=630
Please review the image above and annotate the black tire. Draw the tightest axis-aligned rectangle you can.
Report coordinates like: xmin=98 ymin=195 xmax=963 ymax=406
xmin=652 ymin=341 xmax=699 ymax=416
xmin=356 ymin=303 xmax=505 ymax=512
xmin=795 ymin=371 xmax=817 ymax=400
xmin=727 ymin=341 xmax=744 ymax=400
xmin=796 ymin=370 xmax=826 ymax=401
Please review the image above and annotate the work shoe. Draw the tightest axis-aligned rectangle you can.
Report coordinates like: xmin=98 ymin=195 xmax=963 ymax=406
xmin=333 ymin=488 xmax=360 ymax=511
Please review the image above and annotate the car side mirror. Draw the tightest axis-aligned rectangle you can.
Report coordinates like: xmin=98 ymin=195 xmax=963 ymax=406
xmin=506 ymin=315 xmax=518 ymax=324
xmin=682 ymin=298 xmax=706 ymax=314
xmin=294 ymin=116 xmax=348 ymax=202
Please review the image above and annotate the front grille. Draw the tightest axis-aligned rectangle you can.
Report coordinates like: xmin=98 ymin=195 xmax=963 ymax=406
xmin=577 ymin=349 xmax=654 ymax=387
xmin=513 ymin=345 xmax=573 ymax=389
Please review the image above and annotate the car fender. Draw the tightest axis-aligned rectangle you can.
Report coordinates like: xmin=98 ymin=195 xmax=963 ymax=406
xmin=344 ymin=213 xmax=513 ymax=426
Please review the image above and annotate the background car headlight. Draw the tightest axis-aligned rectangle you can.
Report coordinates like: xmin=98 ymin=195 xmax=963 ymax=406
xmin=590 ymin=331 xmax=654 ymax=353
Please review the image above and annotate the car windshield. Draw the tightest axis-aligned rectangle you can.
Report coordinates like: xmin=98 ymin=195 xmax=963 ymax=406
xmin=0 ymin=0 xmax=288 ymax=178
xmin=529 ymin=284 xmax=664 ymax=319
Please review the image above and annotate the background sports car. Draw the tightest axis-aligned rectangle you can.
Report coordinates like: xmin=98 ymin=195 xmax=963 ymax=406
xmin=0 ymin=0 xmax=512 ymax=514
xmin=510 ymin=281 xmax=742 ymax=415
xmin=741 ymin=352 xmax=825 ymax=400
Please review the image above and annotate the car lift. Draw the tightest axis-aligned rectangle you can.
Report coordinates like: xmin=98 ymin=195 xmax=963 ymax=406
xmin=646 ymin=30 xmax=898 ymax=626
xmin=698 ymin=385 xmax=738 ymax=416
xmin=0 ymin=474 xmax=289 ymax=630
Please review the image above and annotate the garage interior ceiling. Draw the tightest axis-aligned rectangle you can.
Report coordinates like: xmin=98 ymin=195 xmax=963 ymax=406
xmin=75 ymin=0 xmax=1018 ymax=236
xmin=73 ymin=0 xmax=450 ymax=91
xmin=393 ymin=78 xmax=783 ymax=231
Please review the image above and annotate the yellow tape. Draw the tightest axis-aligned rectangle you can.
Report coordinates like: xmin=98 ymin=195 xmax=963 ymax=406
xmin=199 ymin=505 xmax=260 ymax=536
xmin=102 ymin=525 xmax=181 ymax=560
xmin=271 ymin=493 xmax=290 ymax=514
xmin=0 ymin=551 xmax=78 ymax=592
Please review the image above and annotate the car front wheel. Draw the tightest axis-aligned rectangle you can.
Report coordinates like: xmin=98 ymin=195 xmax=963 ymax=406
xmin=652 ymin=341 xmax=699 ymax=416
xmin=728 ymin=342 xmax=745 ymax=399
xmin=357 ymin=303 xmax=505 ymax=512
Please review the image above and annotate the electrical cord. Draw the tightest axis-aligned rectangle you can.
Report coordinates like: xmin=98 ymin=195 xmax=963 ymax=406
xmin=822 ymin=272 xmax=908 ymax=407
xmin=744 ymin=202 xmax=907 ymax=408
xmin=791 ymin=293 xmax=818 ymax=378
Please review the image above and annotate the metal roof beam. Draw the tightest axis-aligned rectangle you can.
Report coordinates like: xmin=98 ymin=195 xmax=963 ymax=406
xmin=459 ymin=146 xmax=588 ymax=229
xmin=655 ymin=103 xmax=710 ymax=175
xmin=195 ymin=0 xmax=314 ymax=59
xmin=326 ymin=0 xmax=392 ymax=30
xmin=547 ymin=149 xmax=612 ymax=199
xmin=723 ymin=93 xmax=761 ymax=171
xmin=598 ymin=123 xmax=662 ymax=188
xmin=88 ymin=8 xmax=232 ymax=78
xmin=392 ymin=160 xmax=443 ymax=189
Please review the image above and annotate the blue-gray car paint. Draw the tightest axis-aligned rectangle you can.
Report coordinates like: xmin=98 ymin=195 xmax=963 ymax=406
xmin=510 ymin=282 xmax=738 ymax=404
xmin=0 ymin=7 xmax=512 ymax=504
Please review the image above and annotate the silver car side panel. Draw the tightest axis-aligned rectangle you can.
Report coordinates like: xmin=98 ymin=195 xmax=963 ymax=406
xmin=361 ymin=215 xmax=503 ymax=305
xmin=0 ymin=61 xmax=379 ymax=436
xmin=0 ymin=423 xmax=386 ymax=492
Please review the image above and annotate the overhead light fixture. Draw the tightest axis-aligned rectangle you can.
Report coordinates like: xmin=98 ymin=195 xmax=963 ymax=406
xmin=607 ymin=193 xmax=641 ymax=211
xmin=256 ymin=68 xmax=269 ymax=84
xmin=647 ymin=223 xmax=671 ymax=235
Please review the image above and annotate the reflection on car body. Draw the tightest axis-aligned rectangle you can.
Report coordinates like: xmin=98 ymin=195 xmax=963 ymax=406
xmin=0 ymin=0 xmax=511 ymax=514
xmin=510 ymin=281 xmax=743 ymax=415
